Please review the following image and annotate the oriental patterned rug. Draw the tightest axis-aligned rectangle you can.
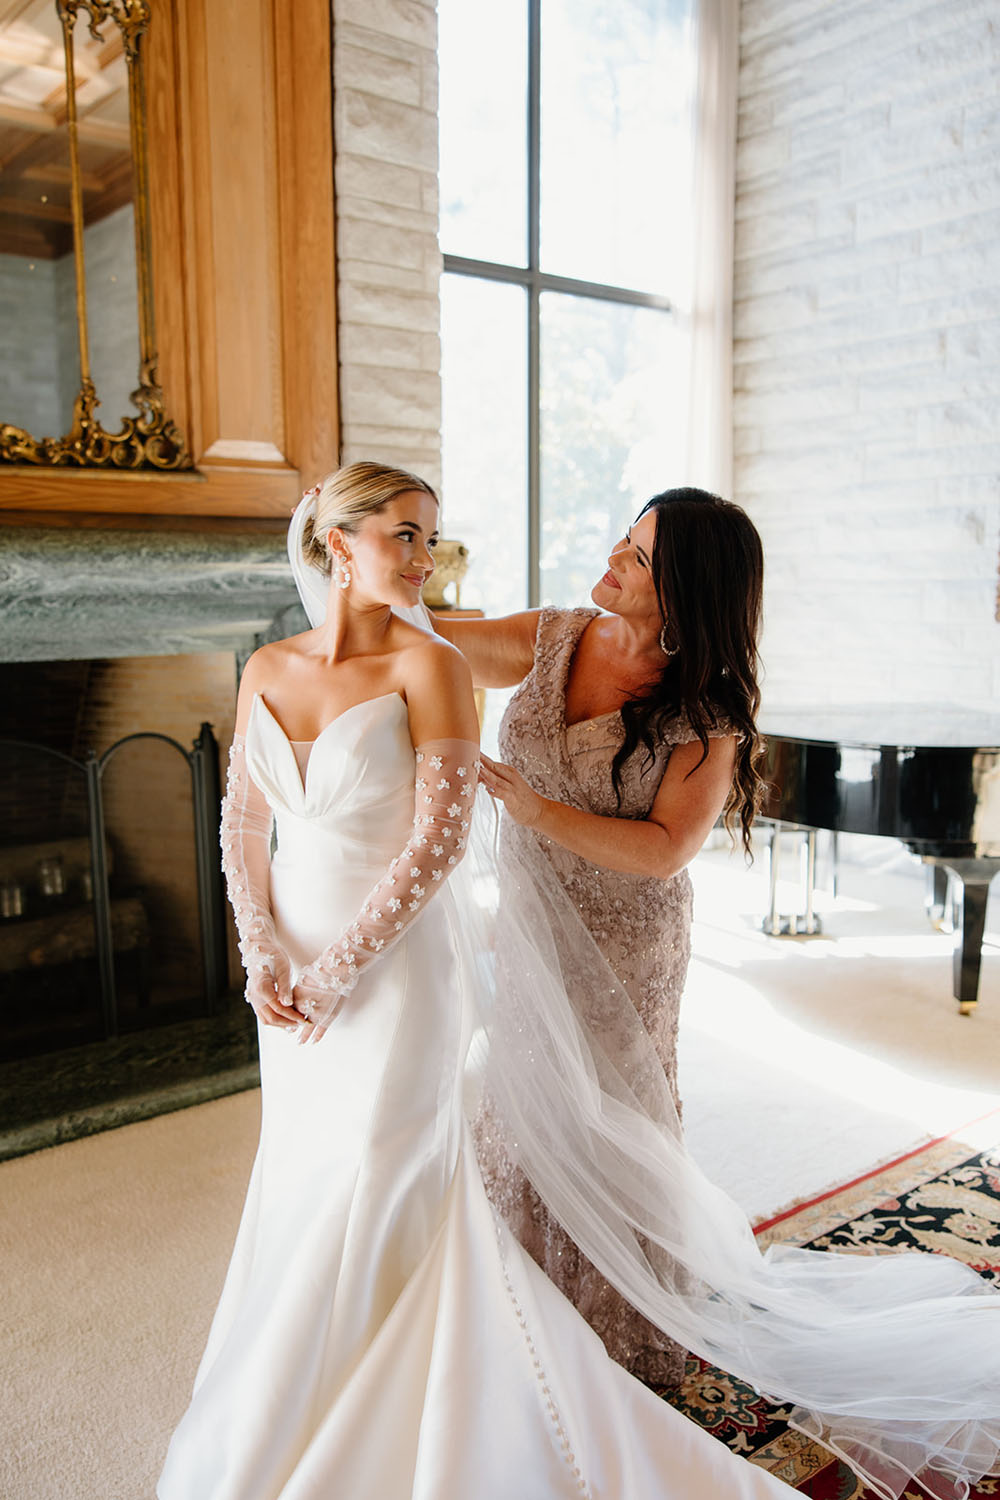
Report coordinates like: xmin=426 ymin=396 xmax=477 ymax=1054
xmin=660 ymin=1126 xmax=1000 ymax=1497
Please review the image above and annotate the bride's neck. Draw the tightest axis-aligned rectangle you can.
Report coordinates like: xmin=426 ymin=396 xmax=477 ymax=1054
xmin=318 ymin=593 xmax=395 ymax=661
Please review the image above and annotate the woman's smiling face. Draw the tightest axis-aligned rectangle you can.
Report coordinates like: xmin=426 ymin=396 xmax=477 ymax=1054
xmin=590 ymin=510 xmax=662 ymax=631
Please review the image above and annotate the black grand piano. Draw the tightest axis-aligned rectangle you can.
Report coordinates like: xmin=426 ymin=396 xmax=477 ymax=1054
xmin=759 ymin=711 xmax=1000 ymax=1013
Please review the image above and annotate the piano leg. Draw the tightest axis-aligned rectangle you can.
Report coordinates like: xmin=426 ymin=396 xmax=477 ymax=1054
xmin=925 ymin=858 xmax=999 ymax=1014
xmin=925 ymin=864 xmax=950 ymax=929
xmin=762 ymin=822 xmax=823 ymax=936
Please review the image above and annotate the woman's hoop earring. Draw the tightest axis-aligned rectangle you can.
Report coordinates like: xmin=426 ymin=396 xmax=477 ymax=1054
xmin=659 ymin=625 xmax=677 ymax=658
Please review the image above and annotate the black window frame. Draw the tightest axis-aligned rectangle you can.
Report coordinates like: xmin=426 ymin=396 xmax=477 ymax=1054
xmin=441 ymin=0 xmax=675 ymax=608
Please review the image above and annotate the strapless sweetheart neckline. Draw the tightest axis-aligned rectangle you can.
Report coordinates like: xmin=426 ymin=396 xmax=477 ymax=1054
xmin=249 ymin=691 xmax=410 ymax=800
xmin=252 ymin=690 xmax=406 ymax=748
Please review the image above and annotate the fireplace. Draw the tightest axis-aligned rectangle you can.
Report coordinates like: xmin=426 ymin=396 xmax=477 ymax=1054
xmin=0 ymin=520 xmax=300 ymax=1157
xmin=0 ymin=656 xmax=232 ymax=1058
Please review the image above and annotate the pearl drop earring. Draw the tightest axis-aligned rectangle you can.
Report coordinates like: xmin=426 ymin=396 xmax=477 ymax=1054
xmin=334 ymin=558 xmax=351 ymax=589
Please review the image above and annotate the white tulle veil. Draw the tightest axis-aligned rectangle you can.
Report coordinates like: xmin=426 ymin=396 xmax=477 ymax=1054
xmin=286 ymin=486 xmax=1000 ymax=1500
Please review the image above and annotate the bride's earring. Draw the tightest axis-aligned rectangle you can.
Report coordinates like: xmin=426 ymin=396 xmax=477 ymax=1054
xmin=333 ymin=556 xmax=352 ymax=589
xmin=659 ymin=625 xmax=677 ymax=658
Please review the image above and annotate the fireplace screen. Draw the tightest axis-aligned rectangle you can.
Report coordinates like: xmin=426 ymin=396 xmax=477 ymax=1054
xmin=0 ymin=725 xmax=228 ymax=1060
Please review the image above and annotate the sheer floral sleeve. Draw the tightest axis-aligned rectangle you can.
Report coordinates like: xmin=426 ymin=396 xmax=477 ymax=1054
xmin=220 ymin=734 xmax=291 ymax=1006
xmin=294 ymin=738 xmax=480 ymax=1034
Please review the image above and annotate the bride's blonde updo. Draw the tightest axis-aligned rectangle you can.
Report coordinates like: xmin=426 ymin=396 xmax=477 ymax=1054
xmin=302 ymin=460 xmax=438 ymax=574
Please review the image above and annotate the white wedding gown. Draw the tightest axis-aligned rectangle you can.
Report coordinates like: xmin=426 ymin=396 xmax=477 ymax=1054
xmin=158 ymin=691 xmax=789 ymax=1500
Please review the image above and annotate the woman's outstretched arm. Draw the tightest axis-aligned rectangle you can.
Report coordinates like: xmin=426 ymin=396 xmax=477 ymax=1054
xmin=479 ymin=735 xmax=738 ymax=880
xmin=430 ymin=609 xmax=541 ymax=689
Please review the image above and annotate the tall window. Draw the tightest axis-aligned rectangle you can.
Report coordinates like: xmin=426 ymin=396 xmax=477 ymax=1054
xmin=439 ymin=0 xmax=697 ymax=620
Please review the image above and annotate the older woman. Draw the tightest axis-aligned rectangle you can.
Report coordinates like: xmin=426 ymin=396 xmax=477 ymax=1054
xmin=433 ymin=486 xmax=765 ymax=1384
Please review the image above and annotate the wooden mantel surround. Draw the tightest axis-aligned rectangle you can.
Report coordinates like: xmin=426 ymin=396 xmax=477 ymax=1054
xmin=0 ymin=0 xmax=337 ymax=523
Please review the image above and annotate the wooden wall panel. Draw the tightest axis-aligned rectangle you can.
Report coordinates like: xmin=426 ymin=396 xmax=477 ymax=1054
xmin=0 ymin=0 xmax=338 ymax=520
xmin=274 ymin=0 xmax=340 ymax=488
xmin=196 ymin=0 xmax=285 ymax=464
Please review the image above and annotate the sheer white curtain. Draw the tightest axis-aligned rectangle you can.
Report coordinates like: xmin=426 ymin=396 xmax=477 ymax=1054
xmin=686 ymin=0 xmax=739 ymax=498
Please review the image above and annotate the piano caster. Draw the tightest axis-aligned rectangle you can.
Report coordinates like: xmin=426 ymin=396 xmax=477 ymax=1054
xmin=762 ymin=825 xmax=824 ymax=939
xmin=959 ymin=1000 xmax=977 ymax=1018
xmin=762 ymin=912 xmax=823 ymax=937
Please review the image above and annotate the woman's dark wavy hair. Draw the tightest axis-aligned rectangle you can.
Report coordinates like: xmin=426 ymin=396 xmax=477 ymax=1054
xmin=610 ymin=486 xmax=766 ymax=858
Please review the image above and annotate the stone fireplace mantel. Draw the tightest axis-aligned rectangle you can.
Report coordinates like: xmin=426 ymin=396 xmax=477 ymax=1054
xmin=0 ymin=524 xmax=301 ymax=663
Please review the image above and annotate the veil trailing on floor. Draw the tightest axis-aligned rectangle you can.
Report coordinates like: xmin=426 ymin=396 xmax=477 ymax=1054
xmin=287 ymin=489 xmax=1000 ymax=1500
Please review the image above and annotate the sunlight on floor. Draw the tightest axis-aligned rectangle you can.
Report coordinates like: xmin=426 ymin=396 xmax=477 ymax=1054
xmin=679 ymin=834 xmax=1000 ymax=1220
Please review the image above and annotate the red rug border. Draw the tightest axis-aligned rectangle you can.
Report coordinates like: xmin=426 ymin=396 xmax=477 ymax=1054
xmin=752 ymin=1103 xmax=1000 ymax=1237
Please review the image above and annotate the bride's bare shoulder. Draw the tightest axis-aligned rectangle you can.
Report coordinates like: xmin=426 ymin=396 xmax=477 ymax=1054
xmin=397 ymin=631 xmax=478 ymax=742
xmin=243 ymin=634 xmax=315 ymax=678
xmin=235 ymin=634 xmax=316 ymax=711
xmin=395 ymin=625 xmax=467 ymax=673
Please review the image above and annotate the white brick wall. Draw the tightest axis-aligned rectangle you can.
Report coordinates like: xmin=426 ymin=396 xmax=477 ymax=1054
xmin=333 ymin=0 xmax=442 ymax=491
xmin=734 ymin=0 xmax=1000 ymax=716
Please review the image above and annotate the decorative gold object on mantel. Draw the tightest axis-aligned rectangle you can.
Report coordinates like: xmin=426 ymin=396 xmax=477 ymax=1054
xmin=0 ymin=0 xmax=190 ymax=470
xmin=422 ymin=539 xmax=470 ymax=608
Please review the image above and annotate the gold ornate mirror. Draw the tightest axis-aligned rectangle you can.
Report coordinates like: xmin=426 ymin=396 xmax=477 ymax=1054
xmin=0 ymin=0 xmax=189 ymax=468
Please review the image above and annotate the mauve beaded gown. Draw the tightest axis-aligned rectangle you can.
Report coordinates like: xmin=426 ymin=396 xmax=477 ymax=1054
xmin=476 ymin=606 xmax=730 ymax=1386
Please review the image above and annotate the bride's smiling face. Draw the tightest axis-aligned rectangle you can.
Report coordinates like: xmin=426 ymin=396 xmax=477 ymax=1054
xmin=330 ymin=491 xmax=439 ymax=608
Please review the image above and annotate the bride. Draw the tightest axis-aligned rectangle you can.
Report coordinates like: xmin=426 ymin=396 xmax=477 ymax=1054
xmin=159 ymin=462 xmax=1000 ymax=1500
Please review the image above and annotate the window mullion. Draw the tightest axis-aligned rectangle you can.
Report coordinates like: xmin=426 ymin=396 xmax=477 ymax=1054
xmin=527 ymin=0 xmax=541 ymax=608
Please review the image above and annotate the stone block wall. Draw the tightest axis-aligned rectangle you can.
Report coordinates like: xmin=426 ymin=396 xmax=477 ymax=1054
xmin=733 ymin=0 xmax=1000 ymax=715
xmin=333 ymin=0 xmax=442 ymax=491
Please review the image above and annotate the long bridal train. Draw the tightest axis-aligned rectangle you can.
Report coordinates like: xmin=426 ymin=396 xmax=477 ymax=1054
xmin=477 ymin=801 xmax=1000 ymax=1500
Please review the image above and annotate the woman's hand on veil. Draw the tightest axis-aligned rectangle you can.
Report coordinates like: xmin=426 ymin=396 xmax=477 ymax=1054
xmin=478 ymin=753 xmax=544 ymax=826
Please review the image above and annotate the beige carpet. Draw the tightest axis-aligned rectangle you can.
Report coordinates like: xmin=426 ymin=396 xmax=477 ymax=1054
xmin=1 ymin=1091 xmax=260 ymax=1500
